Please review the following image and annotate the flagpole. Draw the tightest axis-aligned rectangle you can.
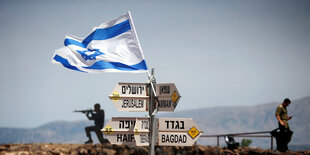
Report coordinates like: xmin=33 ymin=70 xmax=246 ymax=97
xmin=128 ymin=11 xmax=157 ymax=98
xmin=129 ymin=12 xmax=157 ymax=155
xmin=128 ymin=11 xmax=156 ymax=95
xmin=127 ymin=11 xmax=147 ymax=63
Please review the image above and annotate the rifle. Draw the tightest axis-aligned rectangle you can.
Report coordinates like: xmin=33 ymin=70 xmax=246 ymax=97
xmin=73 ymin=109 xmax=93 ymax=113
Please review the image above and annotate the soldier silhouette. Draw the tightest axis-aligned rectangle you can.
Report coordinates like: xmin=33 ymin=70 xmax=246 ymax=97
xmin=84 ymin=103 xmax=105 ymax=144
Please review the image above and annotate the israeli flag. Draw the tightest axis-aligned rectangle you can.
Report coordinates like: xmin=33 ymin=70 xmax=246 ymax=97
xmin=52 ymin=11 xmax=148 ymax=73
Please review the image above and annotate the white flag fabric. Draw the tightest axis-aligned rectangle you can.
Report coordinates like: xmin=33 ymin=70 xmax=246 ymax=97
xmin=52 ymin=11 xmax=148 ymax=73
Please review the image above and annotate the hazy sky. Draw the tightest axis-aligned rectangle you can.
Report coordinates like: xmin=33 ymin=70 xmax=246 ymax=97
xmin=1 ymin=0 xmax=310 ymax=128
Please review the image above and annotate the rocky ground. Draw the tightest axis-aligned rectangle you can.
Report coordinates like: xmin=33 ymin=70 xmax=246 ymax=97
xmin=0 ymin=143 xmax=309 ymax=155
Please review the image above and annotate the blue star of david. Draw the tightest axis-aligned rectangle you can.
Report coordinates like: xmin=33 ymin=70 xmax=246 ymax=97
xmin=77 ymin=49 xmax=104 ymax=61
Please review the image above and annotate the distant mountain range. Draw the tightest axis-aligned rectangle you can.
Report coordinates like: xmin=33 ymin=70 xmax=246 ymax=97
xmin=0 ymin=120 xmax=95 ymax=144
xmin=160 ymin=96 xmax=310 ymax=149
xmin=1 ymin=96 xmax=309 ymax=150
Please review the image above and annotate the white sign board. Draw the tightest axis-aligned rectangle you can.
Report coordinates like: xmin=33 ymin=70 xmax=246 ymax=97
xmin=109 ymin=83 xmax=149 ymax=111
xmin=157 ymin=118 xmax=203 ymax=146
xmin=134 ymin=117 xmax=150 ymax=146
xmin=101 ymin=117 xmax=149 ymax=146
xmin=156 ymin=83 xmax=181 ymax=111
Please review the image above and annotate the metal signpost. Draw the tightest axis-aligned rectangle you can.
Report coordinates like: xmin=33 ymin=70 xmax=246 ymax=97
xmin=148 ymin=69 xmax=156 ymax=155
xmin=102 ymin=69 xmax=203 ymax=155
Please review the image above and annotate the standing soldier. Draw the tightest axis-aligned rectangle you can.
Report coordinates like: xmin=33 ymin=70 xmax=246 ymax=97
xmin=275 ymin=98 xmax=293 ymax=152
xmin=85 ymin=103 xmax=105 ymax=144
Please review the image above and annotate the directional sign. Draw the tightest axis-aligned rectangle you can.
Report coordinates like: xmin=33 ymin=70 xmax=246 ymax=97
xmin=134 ymin=117 xmax=150 ymax=146
xmin=101 ymin=117 xmax=149 ymax=146
xmin=109 ymin=83 xmax=181 ymax=112
xmin=109 ymin=83 xmax=149 ymax=111
xmin=157 ymin=118 xmax=203 ymax=146
xmin=105 ymin=81 xmax=203 ymax=147
xmin=156 ymin=83 xmax=181 ymax=111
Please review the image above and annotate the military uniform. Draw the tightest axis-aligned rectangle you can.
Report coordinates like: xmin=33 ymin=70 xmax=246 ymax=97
xmin=275 ymin=104 xmax=289 ymax=129
xmin=275 ymin=104 xmax=293 ymax=152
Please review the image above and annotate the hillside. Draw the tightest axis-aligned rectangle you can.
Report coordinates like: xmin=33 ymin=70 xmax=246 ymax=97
xmin=1 ymin=96 xmax=309 ymax=150
xmin=0 ymin=120 xmax=94 ymax=144
xmin=160 ymin=96 xmax=310 ymax=148
xmin=1 ymin=143 xmax=310 ymax=155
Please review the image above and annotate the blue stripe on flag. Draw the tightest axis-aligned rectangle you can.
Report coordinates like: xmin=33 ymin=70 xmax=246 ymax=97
xmin=64 ymin=38 xmax=86 ymax=48
xmin=82 ymin=19 xmax=131 ymax=46
xmin=53 ymin=55 xmax=85 ymax=72
xmin=83 ymin=60 xmax=147 ymax=71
